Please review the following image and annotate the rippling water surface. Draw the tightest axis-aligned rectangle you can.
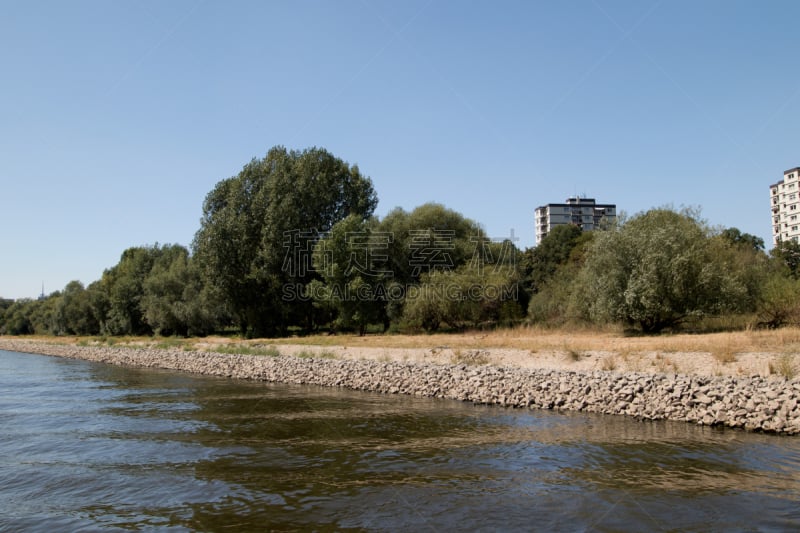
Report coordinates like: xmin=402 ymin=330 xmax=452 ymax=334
xmin=1 ymin=349 xmax=799 ymax=531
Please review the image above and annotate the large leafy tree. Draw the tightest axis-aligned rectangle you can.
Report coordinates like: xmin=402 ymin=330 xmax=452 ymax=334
xmin=94 ymin=244 xmax=201 ymax=336
xmin=376 ymin=203 xmax=486 ymax=285
xmin=403 ymin=263 xmax=523 ymax=332
xmin=523 ymin=224 xmax=589 ymax=294
xmin=1 ymin=299 xmax=36 ymax=335
xmin=575 ymin=208 xmax=754 ymax=333
xmin=96 ymin=246 xmax=163 ymax=335
xmin=526 ymin=231 xmax=595 ymax=325
xmin=56 ymin=281 xmax=99 ymax=335
xmin=757 ymin=239 xmax=800 ymax=328
xmin=193 ymin=146 xmax=377 ymax=337
xmin=308 ymin=202 xmax=523 ymax=333
xmin=771 ymin=239 xmax=800 ymax=279
xmin=308 ymin=215 xmax=388 ymax=334
xmin=719 ymin=227 xmax=765 ymax=253
xmin=0 ymin=298 xmax=13 ymax=332
xmin=140 ymin=244 xmax=221 ymax=337
xmin=375 ymin=203 xmax=501 ymax=326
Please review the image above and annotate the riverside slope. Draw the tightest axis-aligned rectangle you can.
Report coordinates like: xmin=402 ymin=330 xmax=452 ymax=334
xmin=2 ymin=339 xmax=799 ymax=435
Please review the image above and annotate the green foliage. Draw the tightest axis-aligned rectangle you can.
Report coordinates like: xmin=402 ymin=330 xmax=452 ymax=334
xmin=770 ymin=240 xmax=800 ymax=279
xmin=55 ymin=281 xmax=99 ymax=335
xmin=575 ymin=208 xmax=755 ymax=333
xmin=0 ymin=298 xmax=13 ymax=333
xmin=309 ymin=215 xmax=387 ymax=335
xmin=402 ymin=264 xmax=522 ymax=332
xmin=377 ymin=203 xmax=500 ymax=324
xmin=141 ymin=245 xmax=190 ymax=335
xmin=97 ymin=245 xmax=163 ymax=335
xmin=29 ymin=294 xmax=61 ymax=335
xmin=140 ymin=245 xmax=222 ymax=337
xmin=524 ymin=224 xmax=587 ymax=292
xmin=4 ymin=143 xmax=789 ymax=339
xmin=757 ymin=274 xmax=800 ymax=329
xmin=376 ymin=203 xmax=487 ymax=285
xmin=0 ymin=298 xmax=11 ymax=316
xmin=297 ymin=198 xmax=522 ymax=334
xmin=306 ymin=202 xmax=522 ymax=334
xmin=526 ymin=231 xmax=594 ymax=325
xmin=719 ymin=227 xmax=765 ymax=253
xmin=85 ymin=244 xmax=223 ymax=337
xmin=1 ymin=299 xmax=36 ymax=335
xmin=193 ymin=146 xmax=377 ymax=337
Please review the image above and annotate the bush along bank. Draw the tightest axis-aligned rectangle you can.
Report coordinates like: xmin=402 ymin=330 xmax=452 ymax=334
xmin=1 ymin=339 xmax=799 ymax=435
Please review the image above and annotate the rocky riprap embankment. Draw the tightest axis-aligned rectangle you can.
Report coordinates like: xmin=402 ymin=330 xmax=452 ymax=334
xmin=2 ymin=339 xmax=800 ymax=435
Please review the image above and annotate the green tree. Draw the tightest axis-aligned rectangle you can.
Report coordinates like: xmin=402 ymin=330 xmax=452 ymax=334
xmin=29 ymin=293 xmax=60 ymax=334
xmin=141 ymin=245 xmax=190 ymax=336
xmin=86 ymin=280 xmax=111 ymax=334
xmin=527 ymin=232 xmax=595 ymax=325
xmin=575 ymin=208 xmax=752 ymax=333
xmin=308 ymin=203 xmax=522 ymax=333
xmin=56 ymin=281 xmax=99 ymax=335
xmin=309 ymin=215 xmax=388 ymax=334
xmin=97 ymin=245 xmax=172 ymax=335
xmin=719 ymin=227 xmax=765 ymax=253
xmin=193 ymin=146 xmax=377 ymax=337
xmin=0 ymin=298 xmax=13 ymax=332
xmin=141 ymin=245 xmax=222 ymax=336
xmin=523 ymin=224 xmax=589 ymax=293
xmin=402 ymin=265 xmax=522 ymax=332
xmin=375 ymin=203 xmax=494 ymax=325
xmin=376 ymin=203 xmax=486 ymax=285
xmin=1 ymin=299 xmax=35 ymax=335
xmin=771 ymin=239 xmax=800 ymax=279
xmin=757 ymin=273 xmax=800 ymax=329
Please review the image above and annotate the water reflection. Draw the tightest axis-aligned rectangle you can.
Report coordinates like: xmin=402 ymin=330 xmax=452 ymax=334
xmin=2 ymin=350 xmax=799 ymax=531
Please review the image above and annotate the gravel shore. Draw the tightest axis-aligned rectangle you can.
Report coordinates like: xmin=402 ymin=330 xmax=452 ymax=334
xmin=2 ymin=338 xmax=799 ymax=435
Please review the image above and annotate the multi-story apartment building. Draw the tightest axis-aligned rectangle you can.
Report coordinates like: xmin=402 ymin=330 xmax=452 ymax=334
xmin=770 ymin=167 xmax=800 ymax=245
xmin=535 ymin=197 xmax=616 ymax=244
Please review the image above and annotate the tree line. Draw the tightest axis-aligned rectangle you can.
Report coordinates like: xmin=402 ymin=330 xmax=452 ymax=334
xmin=2 ymin=146 xmax=798 ymax=337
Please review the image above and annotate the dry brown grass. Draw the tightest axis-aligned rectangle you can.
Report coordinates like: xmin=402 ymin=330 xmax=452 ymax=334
xmin=600 ymin=355 xmax=618 ymax=371
xmin=769 ymin=353 xmax=797 ymax=379
xmin=712 ymin=341 xmax=738 ymax=364
xmin=10 ymin=325 xmax=800 ymax=359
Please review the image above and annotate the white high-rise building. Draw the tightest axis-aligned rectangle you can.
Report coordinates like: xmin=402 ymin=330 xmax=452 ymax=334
xmin=535 ymin=197 xmax=616 ymax=245
xmin=770 ymin=167 xmax=800 ymax=245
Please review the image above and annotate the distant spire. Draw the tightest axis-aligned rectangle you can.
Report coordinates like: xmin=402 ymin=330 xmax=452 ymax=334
xmin=39 ymin=282 xmax=45 ymax=301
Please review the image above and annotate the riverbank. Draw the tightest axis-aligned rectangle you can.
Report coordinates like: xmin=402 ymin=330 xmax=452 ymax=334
xmin=2 ymin=337 xmax=800 ymax=435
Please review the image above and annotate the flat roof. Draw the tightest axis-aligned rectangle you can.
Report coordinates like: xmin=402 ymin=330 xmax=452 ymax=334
xmin=535 ymin=203 xmax=616 ymax=210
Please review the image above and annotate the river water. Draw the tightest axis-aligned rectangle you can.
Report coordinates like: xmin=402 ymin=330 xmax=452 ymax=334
xmin=1 ymin=349 xmax=799 ymax=531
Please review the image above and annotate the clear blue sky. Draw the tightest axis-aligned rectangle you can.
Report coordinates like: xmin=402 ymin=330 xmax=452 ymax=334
xmin=2 ymin=0 xmax=799 ymax=300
